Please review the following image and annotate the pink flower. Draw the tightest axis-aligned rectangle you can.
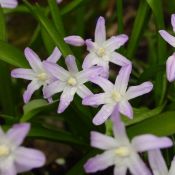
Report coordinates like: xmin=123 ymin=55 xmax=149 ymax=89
xmin=0 ymin=0 xmax=18 ymax=8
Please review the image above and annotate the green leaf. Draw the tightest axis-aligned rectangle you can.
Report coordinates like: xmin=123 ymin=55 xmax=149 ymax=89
xmin=0 ymin=40 xmax=28 ymax=67
xmin=127 ymin=111 xmax=175 ymax=137
xmin=116 ymin=0 xmax=124 ymax=34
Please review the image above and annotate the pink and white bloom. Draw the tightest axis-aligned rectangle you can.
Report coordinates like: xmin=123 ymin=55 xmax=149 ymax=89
xmin=84 ymin=111 xmax=172 ymax=175
xmin=64 ymin=35 xmax=85 ymax=46
xmin=159 ymin=14 xmax=175 ymax=82
xmin=0 ymin=0 xmax=18 ymax=8
xmin=148 ymin=149 xmax=175 ymax=175
xmin=83 ymin=65 xmax=153 ymax=125
xmin=11 ymin=47 xmax=61 ymax=103
xmin=43 ymin=55 xmax=102 ymax=113
xmin=83 ymin=16 xmax=131 ymax=77
xmin=0 ymin=123 xmax=45 ymax=175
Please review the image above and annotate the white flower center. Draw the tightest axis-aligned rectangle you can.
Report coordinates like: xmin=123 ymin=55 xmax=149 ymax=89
xmin=37 ymin=72 xmax=48 ymax=81
xmin=111 ymin=91 xmax=122 ymax=102
xmin=115 ymin=146 xmax=130 ymax=157
xmin=0 ymin=145 xmax=10 ymax=157
xmin=96 ymin=47 xmax=106 ymax=57
xmin=67 ymin=77 xmax=77 ymax=86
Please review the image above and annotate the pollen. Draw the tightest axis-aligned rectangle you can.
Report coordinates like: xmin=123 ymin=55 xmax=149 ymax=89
xmin=37 ymin=72 xmax=48 ymax=81
xmin=67 ymin=77 xmax=77 ymax=86
xmin=111 ymin=91 xmax=122 ymax=102
xmin=115 ymin=146 xmax=130 ymax=157
xmin=97 ymin=47 xmax=105 ymax=57
xmin=0 ymin=145 xmax=10 ymax=157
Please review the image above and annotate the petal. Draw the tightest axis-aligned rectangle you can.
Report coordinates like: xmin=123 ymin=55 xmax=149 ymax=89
xmin=115 ymin=65 xmax=132 ymax=94
xmin=89 ymin=76 xmax=114 ymax=92
xmin=46 ymin=47 xmax=61 ymax=63
xmin=76 ymin=85 xmax=92 ymax=99
xmin=58 ymin=86 xmax=77 ymax=113
xmin=56 ymin=0 xmax=62 ymax=4
xmin=7 ymin=123 xmax=30 ymax=146
xmin=169 ymin=156 xmax=175 ymax=175
xmin=23 ymin=80 xmax=41 ymax=103
xmin=132 ymin=134 xmax=172 ymax=152
xmin=114 ymin=166 xmax=127 ymax=175
xmin=76 ymin=66 xmax=102 ymax=84
xmin=65 ymin=55 xmax=78 ymax=73
xmin=85 ymin=39 xmax=96 ymax=52
xmin=90 ymin=131 xmax=118 ymax=150
xmin=0 ymin=158 xmax=16 ymax=175
xmin=118 ymin=100 xmax=133 ymax=118
xmin=64 ymin=35 xmax=85 ymax=46
xmin=105 ymin=34 xmax=128 ymax=51
xmin=128 ymin=154 xmax=151 ymax=175
xmin=159 ymin=30 xmax=175 ymax=47
xmin=43 ymin=61 xmax=69 ymax=81
xmin=126 ymin=81 xmax=153 ymax=100
xmin=93 ymin=104 xmax=114 ymax=125
xmin=84 ymin=150 xmax=115 ymax=173
xmin=43 ymin=80 xmax=65 ymax=98
xmin=0 ymin=0 xmax=18 ymax=8
xmin=98 ymin=61 xmax=109 ymax=78
xmin=95 ymin=16 xmax=106 ymax=44
xmin=110 ymin=52 xmax=131 ymax=66
xmin=82 ymin=93 xmax=105 ymax=106
xmin=82 ymin=53 xmax=99 ymax=69
xmin=166 ymin=53 xmax=175 ymax=82
xmin=24 ymin=47 xmax=43 ymax=72
xmin=11 ymin=68 xmax=35 ymax=80
xmin=14 ymin=147 xmax=45 ymax=173
xmin=171 ymin=14 xmax=175 ymax=32
xmin=148 ymin=149 xmax=168 ymax=175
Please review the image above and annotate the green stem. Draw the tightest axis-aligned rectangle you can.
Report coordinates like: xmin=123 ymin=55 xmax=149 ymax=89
xmin=116 ymin=0 xmax=123 ymax=34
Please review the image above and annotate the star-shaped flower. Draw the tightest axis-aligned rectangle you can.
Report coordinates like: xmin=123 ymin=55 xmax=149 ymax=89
xmin=82 ymin=16 xmax=131 ymax=78
xmin=0 ymin=123 xmax=45 ymax=175
xmin=84 ymin=111 xmax=172 ymax=175
xmin=11 ymin=47 xmax=61 ymax=103
xmin=0 ymin=0 xmax=18 ymax=8
xmin=83 ymin=65 xmax=153 ymax=125
xmin=43 ymin=55 xmax=102 ymax=113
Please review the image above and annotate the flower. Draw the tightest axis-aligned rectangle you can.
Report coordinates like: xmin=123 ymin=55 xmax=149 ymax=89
xmin=84 ymin=109 xmax=172 ymax=175
xmin=64 ymin=35 xmax=85 ymax=46
xmin=0 ymin=0 xmax=18 ymax=8
xmin=83 ymin=65 xmax=153 ymax=125
xmin=148 ymin=149 xmax=175 ymax=175
xmin=43 ymin=55 xmax=102 ymax=113
xmin=159 ymin=14 xmax=175 ymax=82
xmin=11 ymin=47 xmax=61 ymax=103
xmin=0 ymin=123 xmax=45 ymax=175
xmin=83 ymin=16 xmax=131 ymax=78
xmin=56 ymin=0 xmax=62 ymax=4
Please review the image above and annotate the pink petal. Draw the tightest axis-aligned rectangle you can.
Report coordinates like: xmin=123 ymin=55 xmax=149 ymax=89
xmin=126 ymin=81 xmax=153 ymax=100
xmin=58 ymin=86 xmax=77 ymax=113
xmin=0 ymin=0 xmax=18 ymax=8
xmin=65 ymin=55 xmax=78 ymax=73
xmin=105 ymin=34 xmax=128 ymax=51
xmin=171 ymin=14 xmax=175 ymax=32
xmin=7 ymin=123 xmax=30 ymax=146
xmin=169 ymin=156 xmax=175 ymax=175
xmin=166 ymin=53 xmax=175 ymax=82
xmin=85 ymin=39 xmax=96 ymax=52
xmin=110 ymin=52 xmax=131 ymax=66
xmin=84 ymin=150 xmax=115 ymax=173
xmin=114 ymin=166 xmax=127 ymax=175
xmin=95 ymin=16 xmax=106 ymax=44
xmin=0 ymin=159 xmax=16 ymax=175
xmin=90 ymin=131 xmax=118 ymax=150
xmin=148 ymin=149 xmax=168 ymax=175
xmin=64 ymin=35 xmax=84 ymax=46
xmin=46 ymin=47 xmax=61 ymax=63
xmin=24 ymin=47 xmax=43 ymax=72
xmin=11 ymin=68 xmax=35 ymax=80
xmin=115 ymin=65 xmax=132 ymax=94
xmin=132 ymin=134 xmax=172 ymax=152
xmin=82 ymin=93 xmax=105 ymax=106
xmin=14 ymin=147 xmax=45 ymax=173
xmin=93 ymin=104 xmax=114 ymax=125
xmin=76 ymin=85 xmax=92 ymax=99
xmin=118 ymin=100 xmax=133 ymax=119
xmin=159 ymin=30 xmax=175 ymax=47
xmin=23 ymin=80 xmax=41 ymax=103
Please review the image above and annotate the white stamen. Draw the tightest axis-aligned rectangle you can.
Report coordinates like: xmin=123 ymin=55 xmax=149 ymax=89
xmin=96 ymin=47 xmax=105 ymax=57
xmin=115 ymin=146 xmax=130 ymax=157
xmin=0 ymin=145 xmax=10 ymax=157
xmin=67 ymin=77 xmax=77 ymax=86
xmin=111 ymin=91 xmax=122 ymax=102
xmin=37 ymin=72 xmax=48 ymax=81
